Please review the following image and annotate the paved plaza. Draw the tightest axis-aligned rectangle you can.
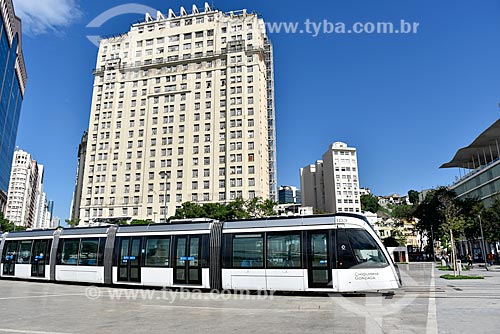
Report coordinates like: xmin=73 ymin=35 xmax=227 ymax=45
xmin=0 ymin=263 xmax=499 ymax=333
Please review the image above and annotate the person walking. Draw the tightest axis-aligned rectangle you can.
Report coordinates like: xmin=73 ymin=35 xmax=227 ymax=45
xmin=467 ymin=254 xmax=473 ymax=268
xmin=487 ymin=252 xmax=494 ymax=266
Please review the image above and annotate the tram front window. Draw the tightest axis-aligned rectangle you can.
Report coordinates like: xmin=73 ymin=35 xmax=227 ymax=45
xmin=337 ymin=229 xmax=388 ymax=269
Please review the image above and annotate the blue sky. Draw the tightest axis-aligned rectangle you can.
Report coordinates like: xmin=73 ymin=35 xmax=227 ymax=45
xmin=12 ymin=0 xmax=500 ymax=220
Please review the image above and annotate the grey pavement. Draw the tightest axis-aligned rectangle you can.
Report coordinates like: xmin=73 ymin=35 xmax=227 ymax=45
xmin=0 ymin=263 xmax=499 ymax=333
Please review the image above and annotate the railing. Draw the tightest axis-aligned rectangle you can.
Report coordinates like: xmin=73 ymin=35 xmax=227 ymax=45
xmin=452 ymin=157 xmax=500 ymax=186
xmin=93 ymin=46 xmax=264 ymax=75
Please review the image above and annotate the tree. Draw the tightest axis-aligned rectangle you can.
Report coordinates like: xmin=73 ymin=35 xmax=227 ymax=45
xmin=170 ymin=197 xmax=277 ymax=222
xmin=391 ymin=204 xmax=414 ymax=221
xmin=172 ymin=202 xmax=207 ymax=220
xmin=360 ymin=194 xmax=381 ymax=213
xmin=130 ymin=219 xmax=154 ymax=225
xmin=65 ymin=218 xmax=80 ymax=228
xmin=259 ymin=199 xmax=277 ymax=217
xmin=0 ymin=213 xmax=21 ymax=232
xmin=482 ymin=197 xmax=500 ymax=244
xmin=226 ymin=197 xmax=250 ymax=220
xmin=408 ymin=190 xmax=420 ymax=206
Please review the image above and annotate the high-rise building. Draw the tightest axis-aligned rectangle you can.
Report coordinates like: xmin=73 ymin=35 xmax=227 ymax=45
xmin=70 ymin=131 xmax=87 ymax=222
xmin=78 ymin=4 xmax=275 ymax=225
xmin=300 ymin=142 xmax=361 ymax=214
xmin=0 ymin=0 xmax=27 ymax=213
xmin=5 ymin=149 xmax=42 ymax=227
xmin=278 ymin=185 xmax=301 ymax=205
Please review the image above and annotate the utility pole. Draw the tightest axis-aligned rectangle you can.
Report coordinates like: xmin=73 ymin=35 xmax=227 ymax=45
xmin=478 ymin=214 xmax=489 ymax=271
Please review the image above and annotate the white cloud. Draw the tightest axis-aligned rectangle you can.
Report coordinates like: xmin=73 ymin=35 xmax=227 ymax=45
xmin=13 ymin=0 xmax=82 ymax=35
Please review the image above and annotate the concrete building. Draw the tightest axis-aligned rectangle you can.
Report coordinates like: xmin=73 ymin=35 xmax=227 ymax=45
xmin=278 ymin=185 xmax=301 ymax=204
xmin=50 ymin=216 xmax=60 ymax=229
xmin=300 ymin=142 xmax=361 ymax=214
xmin=70 ymin=131 xmax=87 ymax=222
xmin=78 ymin=4 xmax=276 ymax=225
xmin=5 ymin=149 xmax=41 ymax=227
xmin=441 ymin=118 xmax=500 ymax=258
xmin=0 ymin=0 xmax=27 ymax=213
xmin=442 ymin=118 xmax=500 ymax=207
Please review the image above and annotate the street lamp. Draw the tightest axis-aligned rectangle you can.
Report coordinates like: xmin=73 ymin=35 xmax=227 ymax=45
xmin=159 ymin=171 xmax=168 ymax=223
xmin=478 ymin=214 xmax=489 ymax=271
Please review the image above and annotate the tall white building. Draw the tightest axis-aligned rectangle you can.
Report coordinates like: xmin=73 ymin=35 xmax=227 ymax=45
xmin=5 ymin=149 xmax=40 ymax=227
xmin=300 ymin=142 xmax=361 ymax=214
xmin=77 ymin=4 xmax=276 ymax=225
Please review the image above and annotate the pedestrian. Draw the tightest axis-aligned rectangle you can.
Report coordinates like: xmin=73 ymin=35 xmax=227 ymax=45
xmin=444 ymin=254 xmax=450 ymax=268
xmin=467 ymin=254 xmax=473 ymax=268
xmin=487 ymin=252 xmax=494 ymax=266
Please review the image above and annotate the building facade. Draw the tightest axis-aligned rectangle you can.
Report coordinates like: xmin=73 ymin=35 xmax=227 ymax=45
xmin=0 ymin=0 xmax=27 ymax=213
xmin=70 ymin=131 xmax=87 ymax=222
xmin=5 ymin=149 xmax=43 ymax=227
xmin=278 ymin=185 xmax=301 ymax=204
xmin=78 ymin=4 xmax=275 ymax=225
xmin=300 ymin=142 xmax=361 ymax=214
xmin=442 ymin=118 xmax=500 ymax=207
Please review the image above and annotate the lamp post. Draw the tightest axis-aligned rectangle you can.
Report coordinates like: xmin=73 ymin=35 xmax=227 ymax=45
xmin=430 ymin=225 xmax=435 ymax=262
xmin=159 ymin=171 xmax=168 ymax=223
xmin=478 ymin=214 xmax=489 ymax=271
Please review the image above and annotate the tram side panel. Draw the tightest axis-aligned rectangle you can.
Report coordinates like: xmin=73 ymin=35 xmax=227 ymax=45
xmin=220 ymin=215 xmax=401 ymax=292
xmin=1 ymin=237 xmax=53 ymax=280
xmin=55 ymin=237 xmax=106 ymax=284
xmin=112 ymin=232 xmax=211 ymax=288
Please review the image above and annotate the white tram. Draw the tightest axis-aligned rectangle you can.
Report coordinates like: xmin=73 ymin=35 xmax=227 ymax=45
xmin=0 ymin=214 xmax=401 ymax=292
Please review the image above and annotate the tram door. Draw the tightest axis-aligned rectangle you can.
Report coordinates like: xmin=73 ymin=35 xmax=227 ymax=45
xmin=31 ymin=240 xmax=49 ymax=277
xmin=117 ymin=237 xmax=142 ymax=282
xmin=2 ymin=241 xmax=18 ymax=276
xmin=307 ymin=231 xmax=333 ymax=288
xmin=173 ymin=235 xmax=202 ymax=285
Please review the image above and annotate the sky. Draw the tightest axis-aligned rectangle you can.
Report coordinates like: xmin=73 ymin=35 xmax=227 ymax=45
xmin=11 ymin=0 xmax=500 ymax=221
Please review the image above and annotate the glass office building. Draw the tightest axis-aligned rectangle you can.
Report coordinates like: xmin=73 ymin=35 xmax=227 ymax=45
xmin=0 ymin=0 xmax=27 ymax=212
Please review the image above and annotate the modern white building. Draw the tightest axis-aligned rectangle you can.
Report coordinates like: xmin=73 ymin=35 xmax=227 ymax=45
xmin=300 ymin=142 xmax=361 ymax=214
xmin=5 ymin=149 xmax=48 ymax=228
xmin=76 ymin=4 xmax=276 ymax=225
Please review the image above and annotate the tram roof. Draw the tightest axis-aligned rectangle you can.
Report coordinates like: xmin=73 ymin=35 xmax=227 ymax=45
xmin=223 ymin=213 xmax=368 ymax=229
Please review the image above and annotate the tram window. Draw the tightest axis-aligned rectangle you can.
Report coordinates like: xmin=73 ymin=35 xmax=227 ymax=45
xmin=79 ymin=238 xmax=99 ymax=266
xmin=267 ymin=233 xmax=301 ymax=268
xmin=145 ymin=237 xmax=170 ymax=267
xmin=232 ymin=234 xmax=263 ymax=268
xmin=97 ymin=238 xmax=106 ymax=266
xmin=200 ymin=234 xmax=210 ymax=268
xmin=16 ymin=240 xmax=32 ymax=264
xmin=346 ymin=229 xmax=388 ymax=268
xmin=2 ymin=241 xmax=18 ymax=263
xmin=60 ymin=239 xmax=80 ymax=265
xmin=221 ymin=234 xmax=232 ymax=268
xmin=337 ymin=229 xmax=357 ymax=269
xmin=46 ymin=240 xmax=52 ymax=263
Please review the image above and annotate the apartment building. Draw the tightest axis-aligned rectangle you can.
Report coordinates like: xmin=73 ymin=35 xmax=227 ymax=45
xmin=300 ymin=142 xmax=361 ymax=214
xmin=5 ymin=149 xmax=44 ymax=227
xmin=77 ymin=4 xmax=276 ymax=225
